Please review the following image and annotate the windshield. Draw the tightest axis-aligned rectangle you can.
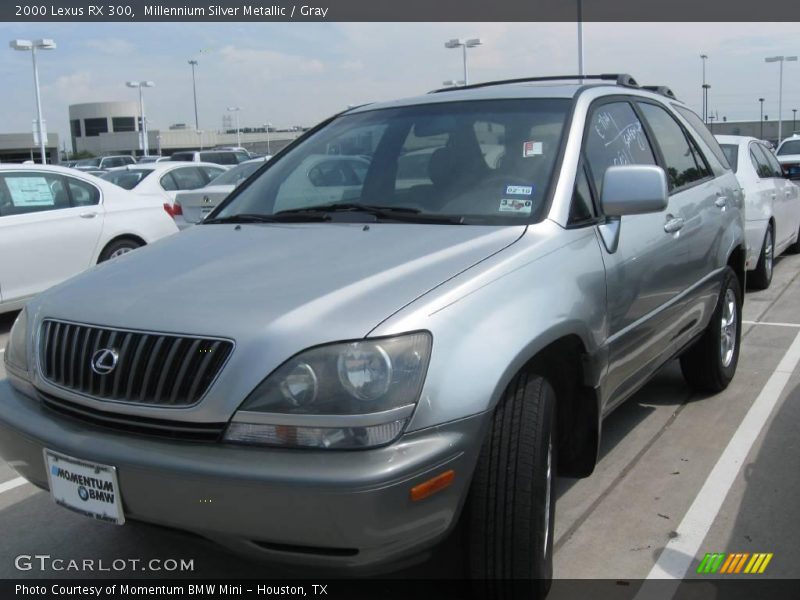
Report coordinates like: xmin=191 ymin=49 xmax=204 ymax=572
xmin=209 ymin=161 xmax=264 ymax=186
xmin=75 ymin=158 xmax=101 ymax=167
xmin=100 ymin=169 xmax=153 ymax=190
xmin=777 ymin=140 xmax=800 ymax=156
xmin=213 ymin=99 xmax=570 ymax=225
xmin=720 ymin=144 xmax=739 ymax=172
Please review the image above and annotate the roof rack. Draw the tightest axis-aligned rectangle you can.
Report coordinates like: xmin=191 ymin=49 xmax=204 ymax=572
xmin=642 ymin=85 xmax=677 ymax=100
xmin=430 ymin=73 xmax=639 ymax=94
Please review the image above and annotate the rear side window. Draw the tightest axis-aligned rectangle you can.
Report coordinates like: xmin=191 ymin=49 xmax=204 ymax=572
xmin=638 ymin=103 xmax=711 ymax=191
xmin=754 ymin=143 xmax=783 ymax=178
xmin=66 ymin=177 xmax=100 ymax=206
xmin=750 ymin=144 xmax=779 ymax=179
xmin=584 ymin=101 xmax=657 ymax=194
xmin=720 ymin=144 xmax=739 ymax=173
xmin=672 ymin=105 xmax=731 ymax=169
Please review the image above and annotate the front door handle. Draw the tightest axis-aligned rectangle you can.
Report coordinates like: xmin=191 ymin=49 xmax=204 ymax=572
xmin=664 ymin=216 xmax=685 ymax=234
xmin=79 ymin=212 xmax=98 ymax=219
xmin=715 ymin=196 xmax=727 ymax=208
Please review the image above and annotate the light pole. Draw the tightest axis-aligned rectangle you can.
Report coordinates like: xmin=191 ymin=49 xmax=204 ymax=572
xmin=126 ymin=80 xmax=155 ymax=156
xmin=10 ymin=38 xmax=56 ymax=164
xmin=700 ymin=53 xmax=708 ymax=122
xmin=227 ymin=107 xmax=241 ymax=147
xmin=263 ymin=122 xmax=272 ymax=154
xmin=444 ymin=38 xmax=482 ymax=85
xmin=793 ymin=108 xmax=797 ymax=134
xmin=765 ymin=55 xmax=798 ymax=145
xmin=196 ymin=130 xmax=204 ymax=151
xmin=759 ymin=98 xmax=765 ymax=139
xmin=188 ymin=59 xmax=199 ymax=130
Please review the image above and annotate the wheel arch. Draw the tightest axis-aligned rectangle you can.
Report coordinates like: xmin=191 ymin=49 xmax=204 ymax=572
xmin=727 ymin=242 xmax=746 ymax=297
xmin=97 ymin=234 xmax=147 ymax=263
xmin=492 ymin=331 xmax=602 ymax=478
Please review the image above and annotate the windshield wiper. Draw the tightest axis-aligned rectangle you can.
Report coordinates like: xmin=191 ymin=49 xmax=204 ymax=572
xmin=202 ymin=213 xmax=329 ymax=225
xmin=274 ymin=203 xmax=465 ymax=224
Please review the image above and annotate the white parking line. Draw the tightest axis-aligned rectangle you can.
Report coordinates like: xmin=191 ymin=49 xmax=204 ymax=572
xmin=636 ymin=330 xmax=800 ymax=597
xmin=0 ymin=477 xmax=28 ymax=495
xmin=744 ymin=320 xmax=800 ymax=328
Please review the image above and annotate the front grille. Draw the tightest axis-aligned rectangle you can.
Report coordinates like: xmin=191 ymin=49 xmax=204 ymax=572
xmin=39 ymin=320 xmax=233 ymax=407
xmin=40 ymin=392 xmax=226 ymax=442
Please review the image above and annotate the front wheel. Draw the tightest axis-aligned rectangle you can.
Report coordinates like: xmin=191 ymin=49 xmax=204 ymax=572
xmin=465 ymin=372 xmax=556 ymax=598
xmin=679 ymin=266 xmax=742 ymax=392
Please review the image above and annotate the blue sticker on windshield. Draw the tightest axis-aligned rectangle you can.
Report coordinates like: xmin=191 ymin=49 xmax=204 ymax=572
xmin=505 ymin=185 xmax=534 ymax=196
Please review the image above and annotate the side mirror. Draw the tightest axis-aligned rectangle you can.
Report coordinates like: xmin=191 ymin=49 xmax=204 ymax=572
xmin=601 ymin=165 xmax=668 ymax=217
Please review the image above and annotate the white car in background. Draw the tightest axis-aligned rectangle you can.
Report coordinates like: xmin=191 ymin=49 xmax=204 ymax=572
xmin=775 ymin=134 xmax=800 ymax=179
xmin=0 ymin=165 xmax=178 ymax=314
xmin=172 ymin=157 xmax=268 ymax=229
xmin=100 ymin=162 xmax=227 ymax=219
xmin=717 ymin=135 xmax=800 ymax=289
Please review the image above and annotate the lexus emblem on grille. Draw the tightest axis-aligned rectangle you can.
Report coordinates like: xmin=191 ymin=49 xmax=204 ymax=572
xmin=203 ymin=195 xmax=211 ymax=204
xmin=90 ymin=348 xmax=119 ymax=375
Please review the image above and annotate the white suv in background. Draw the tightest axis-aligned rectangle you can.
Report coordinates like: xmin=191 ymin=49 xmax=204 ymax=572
xmin=0 ymin=165 xmax=178 ymax=314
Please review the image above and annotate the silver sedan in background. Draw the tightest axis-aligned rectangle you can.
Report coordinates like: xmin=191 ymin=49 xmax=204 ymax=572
xmin=172 ymin=157 xmax=269 ymax=229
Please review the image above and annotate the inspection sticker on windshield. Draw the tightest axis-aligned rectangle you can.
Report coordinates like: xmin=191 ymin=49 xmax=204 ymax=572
xmin=44 ymin=449 xmax=125 ymax=525
xmin=499 ymin=199 xmax=532 ymax=214
xmin=505 ymin=185 xmax=533 ymax=196
xmin=523 ymin=141 xmax=543 ymax=157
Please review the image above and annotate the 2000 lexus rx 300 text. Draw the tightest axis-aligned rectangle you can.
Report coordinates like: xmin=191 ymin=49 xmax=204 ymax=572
xmin=0 ymin=75 xmax=745 ymax=593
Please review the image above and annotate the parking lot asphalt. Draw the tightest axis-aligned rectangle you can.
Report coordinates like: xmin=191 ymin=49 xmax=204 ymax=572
xmin=0 ymin=254 xmax=799 ymax=583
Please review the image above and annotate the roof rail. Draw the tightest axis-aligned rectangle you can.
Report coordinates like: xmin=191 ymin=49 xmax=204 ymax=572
xmin=642 ymin=85 xmax=677 ymax=100
xmin=430 ymin=73 xmax=639 ymax=94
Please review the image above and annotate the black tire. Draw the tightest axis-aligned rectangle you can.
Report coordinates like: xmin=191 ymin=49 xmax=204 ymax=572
xmin=749 ymin=225 xmax=774 ymax=290
xmin=679 ymin=266 xmax=742 ymax=392
xmin=98 ymin=238 xmax=143 ymax=263
xmin=466 ymin=372 xmax=556 ymax=598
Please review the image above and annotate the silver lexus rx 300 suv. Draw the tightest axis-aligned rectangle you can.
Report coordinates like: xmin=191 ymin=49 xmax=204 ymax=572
xmin=1 ymin=74 xmax=745 ymax=589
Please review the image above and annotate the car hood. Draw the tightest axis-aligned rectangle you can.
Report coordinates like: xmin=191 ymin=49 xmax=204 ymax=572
xmin=33 ymin=222 xmax=524 ymax=344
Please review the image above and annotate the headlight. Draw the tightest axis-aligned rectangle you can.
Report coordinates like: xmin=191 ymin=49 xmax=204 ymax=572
xmin=224 ymin=332 xmax=432 ymax=449
xmin=4 ymin=307 xmax=29 ymax=376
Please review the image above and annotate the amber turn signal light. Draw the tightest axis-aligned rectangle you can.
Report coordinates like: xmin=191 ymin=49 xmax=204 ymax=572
xmin=410 ymin=469 xmax=455 ymax=502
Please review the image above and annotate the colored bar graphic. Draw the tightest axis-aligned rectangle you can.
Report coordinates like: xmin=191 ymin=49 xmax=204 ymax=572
xmin=698 ymin=552 xmax=774 ymax=575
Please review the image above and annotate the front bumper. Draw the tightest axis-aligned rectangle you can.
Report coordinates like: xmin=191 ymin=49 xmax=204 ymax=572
xmin=0 ymin=377 xmax=487 ymax=571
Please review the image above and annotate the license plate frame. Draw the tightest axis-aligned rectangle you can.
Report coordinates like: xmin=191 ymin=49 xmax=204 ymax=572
xmin=44 ymin=449 xmax=125 ymax=525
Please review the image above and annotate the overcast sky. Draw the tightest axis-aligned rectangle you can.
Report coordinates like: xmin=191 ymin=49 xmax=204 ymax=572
xmin=1 ymin=22 xmax=799 ymax=149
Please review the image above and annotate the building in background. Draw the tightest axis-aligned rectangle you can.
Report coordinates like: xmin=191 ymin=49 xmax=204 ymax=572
xmin=710 ymin=119 xmax=800 ymax=144
xmin=0 ymin=132 xmax=60 ymax=163
xmin=68 ymin=101 xmax=302 ymax=158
